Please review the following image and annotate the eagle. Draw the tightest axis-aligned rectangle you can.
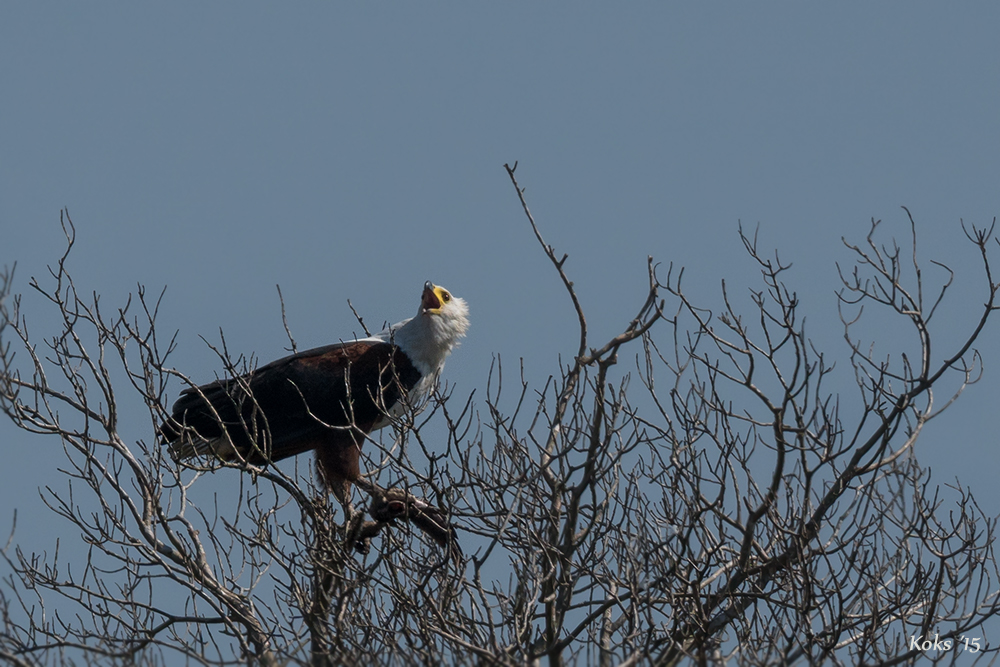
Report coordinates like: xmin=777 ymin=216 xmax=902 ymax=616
xmin=161 ymin=281 xmax=469 ymax=554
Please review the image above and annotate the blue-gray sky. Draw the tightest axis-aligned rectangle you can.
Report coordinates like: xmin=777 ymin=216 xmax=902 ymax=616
xmin=2 ymin=1 xmax=999 ymax=649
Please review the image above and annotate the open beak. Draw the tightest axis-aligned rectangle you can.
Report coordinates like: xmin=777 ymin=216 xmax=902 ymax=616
xmin=421 ymin=281 xmax=442 ymax=311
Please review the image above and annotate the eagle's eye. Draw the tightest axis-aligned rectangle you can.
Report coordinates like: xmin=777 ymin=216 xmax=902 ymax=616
xmin=442 ymin=292 xmax=451 ymax=303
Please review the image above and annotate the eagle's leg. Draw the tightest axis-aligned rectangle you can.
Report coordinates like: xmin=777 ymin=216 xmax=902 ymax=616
xmin=314 ymin=437 xmax=375 ymax=553
xmin=320 ymin=452 xmax=462 ymax=560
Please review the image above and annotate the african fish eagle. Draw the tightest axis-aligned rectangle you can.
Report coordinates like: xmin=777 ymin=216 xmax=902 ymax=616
xmin=161 ymin=281 xmax=469 ymax=550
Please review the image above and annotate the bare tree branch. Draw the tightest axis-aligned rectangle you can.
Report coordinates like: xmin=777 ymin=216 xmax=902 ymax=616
xmin=2 ymin=189 xmax=999 ymax=666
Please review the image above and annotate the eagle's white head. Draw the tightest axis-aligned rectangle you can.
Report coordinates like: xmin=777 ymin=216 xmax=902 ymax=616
xmin=388 ymin=281 xmax=469 ymax=377
xmin=418 ymin=281 xmax=469 ymax=344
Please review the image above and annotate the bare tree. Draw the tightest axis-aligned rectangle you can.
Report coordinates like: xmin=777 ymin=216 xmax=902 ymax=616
xmin=1 ymin=167 xmax=999 ymax=666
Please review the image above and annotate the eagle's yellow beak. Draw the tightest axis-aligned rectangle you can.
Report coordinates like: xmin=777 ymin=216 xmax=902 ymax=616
xmin=421 ymin=281 xmax=452 ymax=313
xmin=422 ymin=282 xmax=442 ymax=312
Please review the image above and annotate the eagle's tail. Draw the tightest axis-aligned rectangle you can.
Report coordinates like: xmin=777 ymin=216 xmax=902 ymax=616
xmin=166 ymin=433 xmax=236 ymax=462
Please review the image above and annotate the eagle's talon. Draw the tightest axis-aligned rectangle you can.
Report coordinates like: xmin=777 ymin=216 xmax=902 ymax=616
xmin=353 ymin=537 xmax=372 ymax=555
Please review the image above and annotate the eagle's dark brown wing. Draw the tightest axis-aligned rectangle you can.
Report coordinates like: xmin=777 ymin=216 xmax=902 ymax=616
xmin=162 ymin=339 xmax=422 ymax=495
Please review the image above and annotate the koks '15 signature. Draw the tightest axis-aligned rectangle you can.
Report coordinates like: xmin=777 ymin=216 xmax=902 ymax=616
xmin=909 ymin=633 xmax=983 ymax=653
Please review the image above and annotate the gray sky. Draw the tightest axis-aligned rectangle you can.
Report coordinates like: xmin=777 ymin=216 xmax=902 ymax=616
xmin=2 ymin=2 xmax=999 ymax=654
